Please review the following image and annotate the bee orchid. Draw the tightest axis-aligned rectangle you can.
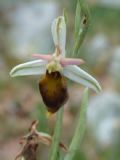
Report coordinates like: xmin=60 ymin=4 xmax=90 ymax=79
xmin=10 ymin=16 xmax=101 ymax=114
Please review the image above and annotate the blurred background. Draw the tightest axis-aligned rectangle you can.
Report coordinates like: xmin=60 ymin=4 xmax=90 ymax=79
xmin=0 ymin=0 xmax=120 ymax=159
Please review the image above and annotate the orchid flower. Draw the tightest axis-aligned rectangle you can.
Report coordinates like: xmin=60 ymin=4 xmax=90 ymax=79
xmin=10 ymin=16 xmax=101 ymax=114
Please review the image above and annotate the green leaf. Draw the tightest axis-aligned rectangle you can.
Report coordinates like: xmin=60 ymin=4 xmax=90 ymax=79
xmin=75 ymin=0 xmax=81 ymax=39
xmin=73 ymin=0 xmax=90 ymax=55
xmin=64 ymin=88 xmax=88 ymax=160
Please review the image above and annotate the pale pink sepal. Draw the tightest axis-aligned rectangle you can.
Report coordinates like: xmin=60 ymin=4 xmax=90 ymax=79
xmin=32 ymin=54 xmax=84 ymax=67
xmin=60 ymin=58 xmax=85 ymax=66
xmin=32 ymin=54 xmax=53 ymax=62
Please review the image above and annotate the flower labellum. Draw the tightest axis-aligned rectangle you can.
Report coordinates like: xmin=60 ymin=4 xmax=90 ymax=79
xmin=39 ymin=70 xmax=68 ymax=113
xmin=10 ymin=16 xmax=101 ymax=114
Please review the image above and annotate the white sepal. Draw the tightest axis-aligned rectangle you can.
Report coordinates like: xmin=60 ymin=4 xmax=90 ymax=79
xmin=10 ymin=60 xmax=46 ymax=77
xmin=63 ymin=65 xmax=101 ymax=93
xmin=51 ymin=16 xmax=66 ymax=56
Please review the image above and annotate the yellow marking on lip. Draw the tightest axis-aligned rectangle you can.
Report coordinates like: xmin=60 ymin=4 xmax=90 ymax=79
xmin=46 ymin=111 xmax=53 ymax=118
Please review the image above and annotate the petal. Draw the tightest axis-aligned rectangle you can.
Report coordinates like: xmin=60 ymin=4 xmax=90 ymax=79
xmin=10 ymin=60 xmax=47 ymax=77
xmin=63 ymin=65 xmax=101 ymax=93
xmin=51 ymin=16 xmax=66 ymax=56
xmin=60 ymin=57 xmax=85 ymax=66
xmin=32 ymin=54 xmax=53 ymax=62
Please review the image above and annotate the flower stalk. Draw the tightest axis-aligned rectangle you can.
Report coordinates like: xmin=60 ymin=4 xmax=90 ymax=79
xmin=49 ymin=107 xmax=64 ymax=160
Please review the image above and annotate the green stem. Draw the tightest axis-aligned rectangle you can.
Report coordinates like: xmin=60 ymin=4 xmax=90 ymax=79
xmin=64 ymin=88 xmax=88 ymax=160
xmin=73 ymin=0 xmax=90 ymax=55
xmin=49 ymin=107 xmax=64 ymax=160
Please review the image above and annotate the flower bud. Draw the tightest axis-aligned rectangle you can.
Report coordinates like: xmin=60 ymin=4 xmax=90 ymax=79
xmin=51 ymin=16 xmax=66 ymax=56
